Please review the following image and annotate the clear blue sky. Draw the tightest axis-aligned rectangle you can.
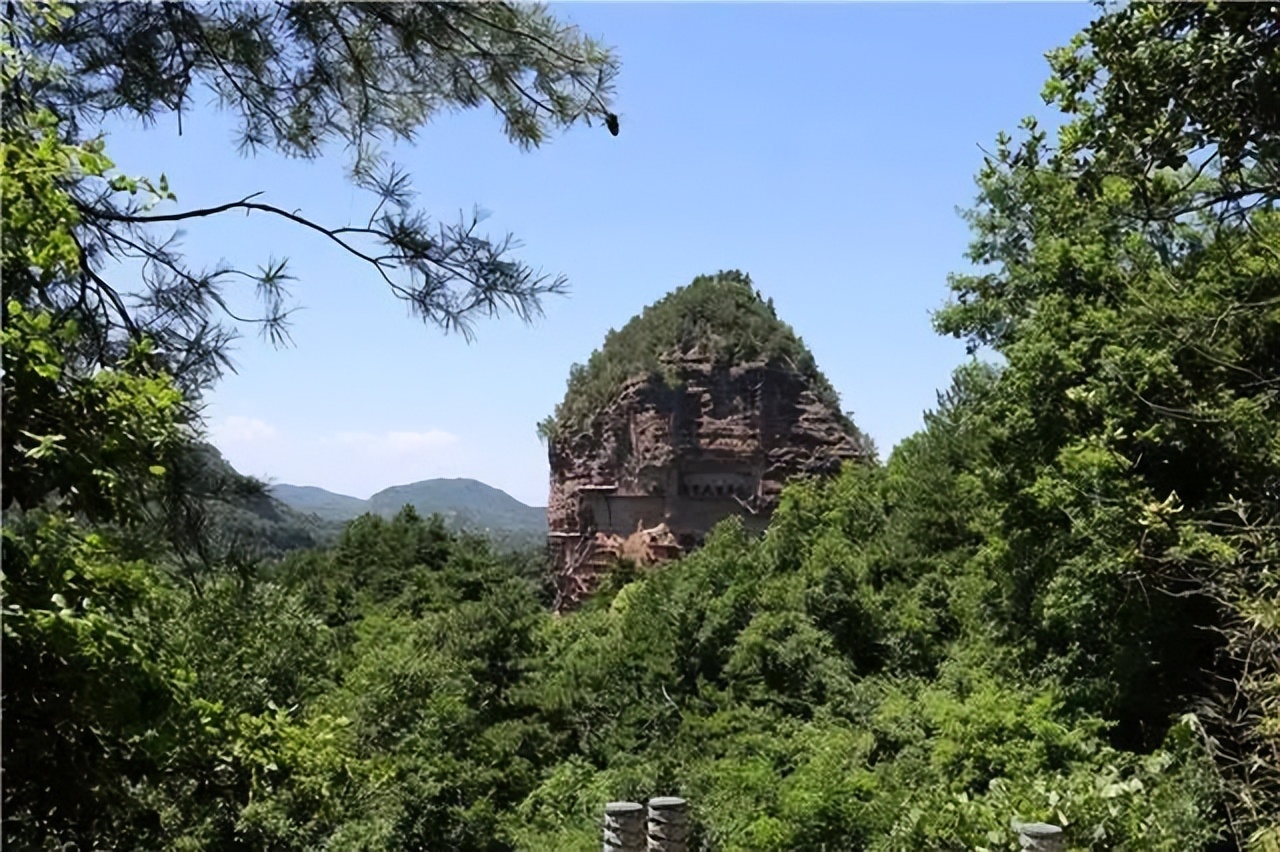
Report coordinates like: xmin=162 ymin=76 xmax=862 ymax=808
xmin=104 ymin=3 xmax=1098 ymax=507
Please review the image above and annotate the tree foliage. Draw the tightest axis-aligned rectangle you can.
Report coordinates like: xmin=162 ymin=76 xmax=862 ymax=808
xmin=4 ymin=0 xmax=621 ymax=390
xmin=1 ymin=2 xmax=610 ymax=847
xmin=937 ymin=3 xmax=1278 ymax=844
xmin=541 ymin=270 xmax=849 ymax=437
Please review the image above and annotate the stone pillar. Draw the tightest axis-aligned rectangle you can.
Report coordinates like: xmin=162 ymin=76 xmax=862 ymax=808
xmin=1017 ymin=822 xmax=1064 ymax=852
xmin=647 ymin=797 xmax=689 ymax=852
xmin=603 ymin=802 xmax=645 ymax=852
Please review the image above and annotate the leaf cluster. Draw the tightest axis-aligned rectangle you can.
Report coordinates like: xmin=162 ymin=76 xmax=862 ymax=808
xmin=4 ymin=0 xmax=621 ymax=392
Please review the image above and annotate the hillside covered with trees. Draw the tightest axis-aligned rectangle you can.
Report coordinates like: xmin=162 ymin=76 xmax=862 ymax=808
xmin=270 ymin=478 xmax=548 ymax=551
xmin=3 ymin=3 xmax=1277 ymax=852
xmin=539 ymin=271 xmax=851 ymax=439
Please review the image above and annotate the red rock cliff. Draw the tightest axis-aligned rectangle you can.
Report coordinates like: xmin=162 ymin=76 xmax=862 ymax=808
xmin=547 ymin=348 xmax=867 ymax=610
xmin=543 ymin=271 xmax=870 ymax=610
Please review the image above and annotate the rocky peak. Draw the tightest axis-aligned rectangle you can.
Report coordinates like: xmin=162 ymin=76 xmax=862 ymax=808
xmin=542 ymin=271 xmax=869 ymax=611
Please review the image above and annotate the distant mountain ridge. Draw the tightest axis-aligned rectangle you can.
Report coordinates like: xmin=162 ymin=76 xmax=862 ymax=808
xmin=269 ymin=478 xmax=547 ymax=548
xmin=186 ymin=445 xmax=347 ymax=558
xmin=267 ymin=484 xmax=368 ymax=521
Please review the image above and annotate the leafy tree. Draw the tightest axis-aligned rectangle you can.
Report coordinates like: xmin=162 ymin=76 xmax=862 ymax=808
xmin=1 ymin=300 xmax=186 ymax=521
xmin=262 ymin=510 xmax=554 ymax=851
xmin=515 ymin=461 xmax=1222 ymax=852
xmin=2 ymin=7 xmax=618 ymax=836
xmin=937 ymin=2 xmax=1278 ymax=845
xmin=1044 ymin=3 xmax=1277 ymax=208
xmin=4 ymin=0 xmax=621 ymax=391
xmin=7 ymin=5 xmax=477 ymax=845
xmin=2 ymin=509 xmax=175 ymax=850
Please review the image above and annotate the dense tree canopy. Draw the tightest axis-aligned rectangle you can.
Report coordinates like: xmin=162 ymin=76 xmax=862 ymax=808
xmin=936 ymin=5 xmax=1278 ymax=843
xmin=2 ymin=2 xmax=616 ymax=847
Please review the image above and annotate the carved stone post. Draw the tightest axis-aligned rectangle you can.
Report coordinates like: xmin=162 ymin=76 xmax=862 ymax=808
xmin=647 ymin=796 xmax=689 ymax=852
xmin=603 ymin=802 xmax=645 ymax=852
xmin=1017 ymin=822 xmax=1064 ymax=852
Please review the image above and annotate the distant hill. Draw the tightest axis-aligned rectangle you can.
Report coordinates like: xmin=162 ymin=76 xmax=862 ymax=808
xmin=163 ymin=448 xmax=545 ymax=558
xmin=269 ymin=478 xmax=548 ymax=550
xmin=185 ymin=445 xmax=347 ymax=559
xmin=268 ymin=484 xmax=368 ymax=521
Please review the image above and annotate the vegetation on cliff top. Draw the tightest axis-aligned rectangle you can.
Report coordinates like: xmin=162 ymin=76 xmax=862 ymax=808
xmin=540 ymin=271 xmax=851 ymax=439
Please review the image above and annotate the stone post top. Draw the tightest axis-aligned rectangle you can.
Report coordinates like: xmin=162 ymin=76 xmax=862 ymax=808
xmin=1017 ymin=822 xmax=1063 ymax=837
xmin=605 ymin=801 xmax=644 ymax=814
xmin=647 ymin=796 xmax=688 ymax=809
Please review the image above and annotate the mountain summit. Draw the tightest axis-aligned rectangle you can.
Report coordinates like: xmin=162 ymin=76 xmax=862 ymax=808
xmin=542 ymin=270 xmax=870 ymax=609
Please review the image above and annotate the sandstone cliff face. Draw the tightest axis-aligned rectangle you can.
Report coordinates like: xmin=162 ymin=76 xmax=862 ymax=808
xmin=548 ymin=350 xmax=867 ymax=610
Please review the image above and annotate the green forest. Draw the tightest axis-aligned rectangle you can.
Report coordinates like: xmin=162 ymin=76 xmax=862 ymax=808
xmin=3 ymin=2 xmax=1277 ymax=852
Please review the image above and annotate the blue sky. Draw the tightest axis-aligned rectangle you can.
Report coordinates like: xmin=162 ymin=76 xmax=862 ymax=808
xmin=104 ymin=3 xmax=1098 ymax=507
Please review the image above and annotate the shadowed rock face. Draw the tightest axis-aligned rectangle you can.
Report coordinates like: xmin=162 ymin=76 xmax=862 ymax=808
xmin=547 ymin=351 xmax=867 ymax=611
